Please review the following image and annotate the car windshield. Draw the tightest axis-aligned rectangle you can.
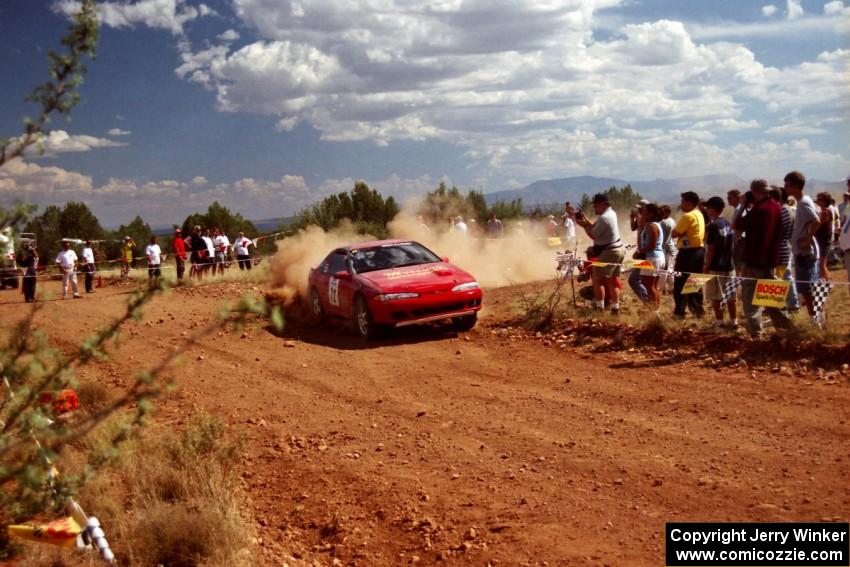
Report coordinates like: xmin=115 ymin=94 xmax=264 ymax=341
xmin=350 ymin=242 xmax=441 ymax=274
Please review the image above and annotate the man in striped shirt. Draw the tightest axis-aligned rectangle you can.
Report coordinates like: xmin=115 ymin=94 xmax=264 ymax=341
xmin=769 ymin=186 xmax=798 ymax=312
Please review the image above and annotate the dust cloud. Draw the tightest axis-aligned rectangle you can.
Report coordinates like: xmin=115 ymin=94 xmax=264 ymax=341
xmin=268 ymin=209 xmax=582 ymax=306
xmin=386 ymin=211 xmax=558 ymax=287
xmin=268 ymin=221 xmax=370 ymax=305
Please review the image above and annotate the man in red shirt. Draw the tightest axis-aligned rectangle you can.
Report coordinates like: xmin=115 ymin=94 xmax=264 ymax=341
xmin=735 ymin=179 xmax=790 ymax=338
xmin=172 ymin=227 xmax=187 ymax=281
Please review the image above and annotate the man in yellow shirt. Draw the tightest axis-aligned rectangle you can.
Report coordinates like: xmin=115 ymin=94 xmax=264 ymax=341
xmin=121 ymin=236 xmax=135 ymax=279
xmin=670 ymin=191 xmax=705 ymax=318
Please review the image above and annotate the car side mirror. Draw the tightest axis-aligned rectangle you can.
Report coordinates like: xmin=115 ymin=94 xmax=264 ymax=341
xmin=334 ymin=270 xmax=352 ymax=280
xmin=441 ymin=256 xmax=449 ymax=263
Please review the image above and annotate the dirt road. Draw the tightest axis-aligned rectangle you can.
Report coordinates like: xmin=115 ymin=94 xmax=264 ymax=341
xmin=2 ymin=281 xmax=848 ymax=566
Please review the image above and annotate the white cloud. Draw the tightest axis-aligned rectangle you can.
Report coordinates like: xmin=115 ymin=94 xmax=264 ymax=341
xmin=765 ymin=123 xmax=828 ymax=136
xmin=170 ymin=0 xmax=847 ymax=169
xmin=52 ymin=0 xmax=213 ymax=34
xmin=823 ymin=0 xmax=846 ymax=13
xmin=218 ymin=29 xmax=240 ymax=42
xmin=107 ymin=128 xmax=131 ymax=136
xmin=0 ymin=159 xmax=94 ymax=196
xmin=689 ymin=12 xmax=847 ymax=38
xmin=21 ymin=130 xmax=128 ymax=156
xmin=41 ymin=0 xmax=850 ymax=200
xmin=0 ymin=160 xmax=327 ymax=225
xmin=787 ymin=0 xmax=804 ymax=19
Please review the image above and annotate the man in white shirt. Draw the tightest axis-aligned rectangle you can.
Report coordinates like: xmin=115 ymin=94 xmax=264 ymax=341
xmin=202 ymin=229 xmax=215 ymax=276
xmin=213 ymin=229 xmax=231 ymax=275
xmin=454 ymin=216 xmax=468 ymax=235
xmin=81 ymin=239 xmax=95 ymax=293
xmin=55 ymin=240 xmax=81 ymax=299
xmin=233 ymin=232 xmax=254 ymax=271
xmin=145 ymin=235 xmax=162 ymax=287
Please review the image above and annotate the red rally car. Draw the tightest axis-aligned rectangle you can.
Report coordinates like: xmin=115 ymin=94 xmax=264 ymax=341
xmin=308 ymin=239 xmax=483 ymax=339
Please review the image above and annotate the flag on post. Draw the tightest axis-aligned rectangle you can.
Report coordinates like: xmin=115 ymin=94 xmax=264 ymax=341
xmin=811 ymin=279 xmax=833 ymax=327
xmin=719 ymin=276 xmax=741 ymax=306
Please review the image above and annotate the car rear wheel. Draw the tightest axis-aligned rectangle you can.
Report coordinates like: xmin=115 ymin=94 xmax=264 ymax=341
xmin=309 ymin=287 xmax=324 ymax=321
xmin=452 ymin=313 xmax=477 ymax=332
xmin=353 ymin=296 xmax=379 ymax=340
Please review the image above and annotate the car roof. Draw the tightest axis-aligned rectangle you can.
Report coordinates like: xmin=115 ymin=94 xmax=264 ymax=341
xmin=342 ymin=239 xmax=413 ymax=251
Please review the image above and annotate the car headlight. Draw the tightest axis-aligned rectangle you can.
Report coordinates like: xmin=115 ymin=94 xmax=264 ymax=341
xmin=375 ymin=292 xmax=420 ymax=302
xmin=452 ymin=282 xmax=479 ymax=292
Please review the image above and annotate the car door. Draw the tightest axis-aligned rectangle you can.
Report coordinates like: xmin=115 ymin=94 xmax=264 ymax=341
xmin=326 ymin=251 xmax=352 ymax=316
xmin=312 ymin=252 xmax=333 ymax=312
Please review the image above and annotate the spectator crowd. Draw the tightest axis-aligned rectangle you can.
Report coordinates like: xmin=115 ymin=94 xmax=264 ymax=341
xmin=13 ymin=226 xmax=260 ymax=300
xmin=564 ymin=171 xmax=849 ymax=338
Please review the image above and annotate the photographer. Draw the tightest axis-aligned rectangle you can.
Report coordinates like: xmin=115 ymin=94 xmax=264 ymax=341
xmin=627 ymin=200 xmax=650 ymax=303
xmin=572 ymin=193 xmax=625 ymax=313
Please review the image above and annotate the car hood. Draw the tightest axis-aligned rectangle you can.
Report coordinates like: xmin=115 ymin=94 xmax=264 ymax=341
xmin=357 ymin=262 xmax=476 ymax=292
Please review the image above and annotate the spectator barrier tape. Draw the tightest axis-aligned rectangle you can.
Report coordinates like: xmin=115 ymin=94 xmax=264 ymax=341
xmin=555 ymin=254 xmax=848 ymax=288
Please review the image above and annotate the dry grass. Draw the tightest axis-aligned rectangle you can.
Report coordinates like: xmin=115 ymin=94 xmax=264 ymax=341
xmin=20 ymin=412 xmax=254 ymax=567
xmin=74 ymin=380 xmax=113 ymax=413
xmin=513 ymin=266 xmax=850 ymax=349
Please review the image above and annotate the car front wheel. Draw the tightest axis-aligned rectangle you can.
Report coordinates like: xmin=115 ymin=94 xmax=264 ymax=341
xmin=353 ymin=296 xmax=379 ymax=340
xmin=452 ymin=313 xmax=477 ymax=332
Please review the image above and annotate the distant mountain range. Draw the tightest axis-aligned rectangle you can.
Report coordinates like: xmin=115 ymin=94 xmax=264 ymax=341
xmin=484 ymin=174 xmax=847 ymax=206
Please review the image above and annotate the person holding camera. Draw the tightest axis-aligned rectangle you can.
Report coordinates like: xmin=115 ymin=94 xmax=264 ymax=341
xmin=573 ymin=193 xmax=625 ymax=313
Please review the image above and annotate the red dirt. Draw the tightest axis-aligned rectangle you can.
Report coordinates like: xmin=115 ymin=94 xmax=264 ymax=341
xmin=1 ymin=280 xmax=848 ymax=566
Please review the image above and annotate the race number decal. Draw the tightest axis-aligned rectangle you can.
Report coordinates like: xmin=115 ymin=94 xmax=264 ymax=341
xmin=329 ymin=277 xmax=340 ymax=307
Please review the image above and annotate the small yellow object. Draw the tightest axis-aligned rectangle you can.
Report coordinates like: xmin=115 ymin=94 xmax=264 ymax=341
xmin=681 ymin=275 xmax=714 ymax=294
xmin=547 ymin=237 xmax=562 ymax=247
xmin=7 ymin=516 xmax=81 ymax=548
xmin=751 ymin=279 xmax=791 ymax=308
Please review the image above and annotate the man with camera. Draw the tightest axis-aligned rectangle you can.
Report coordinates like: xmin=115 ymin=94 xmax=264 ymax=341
xmin=571 ymin=193 xmax=625 ymax=313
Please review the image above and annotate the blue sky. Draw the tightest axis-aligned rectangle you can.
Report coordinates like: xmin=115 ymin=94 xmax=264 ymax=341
xmin=1 ymin=0 xmax=848 ymax=226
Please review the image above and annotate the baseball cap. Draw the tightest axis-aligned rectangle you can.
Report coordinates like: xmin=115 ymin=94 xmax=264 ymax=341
xmin=638 ymin=199 xmax=650 ymax=207
xmin=591 ymin=193 xmax=609 ymax=204
xmin=175 ymin=228 xmax=182 ymax=233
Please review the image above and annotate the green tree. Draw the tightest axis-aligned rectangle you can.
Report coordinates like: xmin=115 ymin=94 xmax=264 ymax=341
xmin=289 ymin=181 xmax=399 ymax=238
xmin=24 ymin=201 xmax=106 ymax=262
xmin=579 ymin=184 xmax=643 ymax=215
xmin=419 ymin=183 xmax=524 ymax=225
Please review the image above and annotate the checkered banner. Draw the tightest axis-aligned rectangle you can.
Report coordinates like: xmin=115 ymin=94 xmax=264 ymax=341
xmin=556 ymin=252 xmax=581 ymax=277
xmin=719 ymin=276 xmax=742 ymax=306
xmin=811 ymin=279 xmax=833 ymax=326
